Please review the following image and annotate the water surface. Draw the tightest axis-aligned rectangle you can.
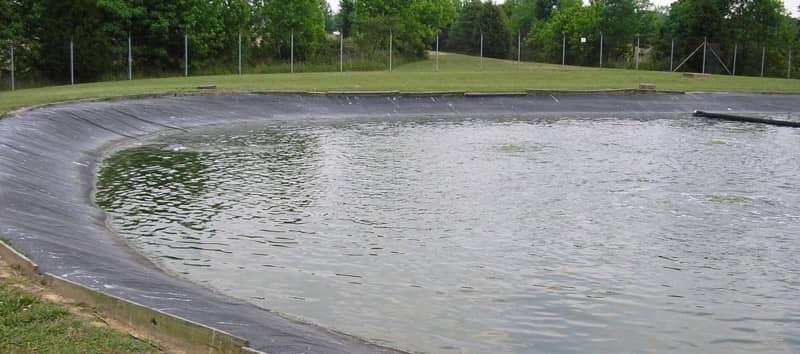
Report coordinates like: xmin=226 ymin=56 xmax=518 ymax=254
xmin=97 ymin=115 xmax=800 ymax=353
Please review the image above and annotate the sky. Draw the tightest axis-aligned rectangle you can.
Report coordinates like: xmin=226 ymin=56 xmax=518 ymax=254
xmin=326 ymin=0 xmax=800 ymax=18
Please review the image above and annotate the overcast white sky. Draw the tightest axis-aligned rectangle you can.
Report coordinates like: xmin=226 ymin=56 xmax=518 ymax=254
xmin=327 ymin=0 xmax=800 ymax=17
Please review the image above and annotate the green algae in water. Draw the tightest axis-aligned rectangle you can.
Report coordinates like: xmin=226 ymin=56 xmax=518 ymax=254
xmin=96 ymin=146 xmax=209 ymax=210
xmin=498 ymin=144 xmax=527 ymax=152
xmin=497 ymin=143 xmax=545 ymax=153
xmin=710 ymin=195 xmax=751 ymax=204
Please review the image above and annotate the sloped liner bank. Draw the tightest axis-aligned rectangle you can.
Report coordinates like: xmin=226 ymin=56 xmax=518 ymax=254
xmin=1 ymin=93 xmax=798 ymax=354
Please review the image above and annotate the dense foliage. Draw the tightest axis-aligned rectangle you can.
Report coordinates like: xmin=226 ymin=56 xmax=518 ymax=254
xmin=442 ymin=0 xmax=796 ymax=73
xmin=347 ymin=0 xmax=456 ymax=57
xmin=0 ymin=0 xmax=455 ymax=86
xmin=500 ymin=0 xmax=798 ymax=72
xmin=653 ymin=0 xmax=797 ymax=74
xmin=254 ymin=0 xmax=327 ymax=61
xmin=447 ymin=0 xmax=512 ymax=58
xmin=0 ymin=0 xmax=797 ymax=88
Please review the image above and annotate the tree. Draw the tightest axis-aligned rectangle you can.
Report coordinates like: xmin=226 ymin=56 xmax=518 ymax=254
xmin=336 ymin=0 xmax=355 ymax=37
xmin=34 ymin=0 xmax=118 ymax=82
xmin=352 ymin=0 xmax=456 ymax=58
xmin=256 ymin=0 xmax=326 ymax=60
xmin=505 ymin=0 xmax=537 ymax=36
xmin=0 ymin=1 xmax=23 ymax=47
xmin=324 ymin=1 xmax=335 ymax=33
xmin=729 ymin=2 xmax=795 ymax=75
xmin=448 ymin=0 xmax=483 ymax=54
xmin=656 ymin=0 xmax=791 ymax=74
xmin=0 ymin=0 xmax=32 ymax=88
xmin=480 ymin=2 xmax=513 ymax=58
xmin=729 ymin=0 xmax=788 ymax=45
xmin=599 ymin=0 xmax=637 ymax=59
xmin=527 ymin=3 xmax=601 ymax=65
xmin=448 ymin=0 xmax=512 ymax=58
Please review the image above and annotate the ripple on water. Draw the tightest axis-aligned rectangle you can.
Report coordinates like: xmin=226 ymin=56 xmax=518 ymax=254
xmin=96 ymin=115 xmax=800 ymax=354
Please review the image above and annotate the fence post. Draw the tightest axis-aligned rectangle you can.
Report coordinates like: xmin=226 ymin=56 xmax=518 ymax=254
xmin=435 ymin=34 xmax=440 ymax=72
xmin=184 ymin=32 xmax=188 ymax=78
xmin=635 ymin=35 xmax=640 ymax=70
xmin=238 ymin=31 xmax=242 ymax=75
xmin=517 ymin=31 xmax=521 ymax=65
xmin=561 ymin=32 xmax=566 ymax=66
xmin=702 ymin=36 xmax=707 ymax=74
xmin=480 ymin=31 xmax=484 ymax=70
xmin=389 ymin=29 xmax=393 ymax=72
xmin=789 ymin=48 xmax=792 ymax=79
xmin=670 ymin=38 xmax=674 ymax=72
xmin=128 ymin=34 xmax=132 ymax=80
xmin=291 ymin=29 xmax=294 ymax=73
xmin=70 ymin=37 xmax=74 ymax=85
xmin=599 ymin=32 xmax=603 ymax=67
xmin=732 ymin=42 xmax=737 ymax=77
xmin=340 ymin=32 xmax=344 ymax=73
xmin=761 ymin=46 xmax=766 ymax=77
xmin=9 ymin=46 xmax=14 ymax=91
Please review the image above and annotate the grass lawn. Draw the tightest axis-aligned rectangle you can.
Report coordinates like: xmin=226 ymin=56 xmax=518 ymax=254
xmin=1 ymin=53 xmax=799 ymax=116
xmin=0 ymin=259 xmax=163 ymax=354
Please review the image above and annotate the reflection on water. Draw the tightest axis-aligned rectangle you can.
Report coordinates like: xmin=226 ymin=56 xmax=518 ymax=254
xmin=96 ymin=115 xmax=800 ymax=353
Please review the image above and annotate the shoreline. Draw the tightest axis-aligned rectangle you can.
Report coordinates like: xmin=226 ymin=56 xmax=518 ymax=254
xmin=3 ymin=88 xmax=794 ymax=119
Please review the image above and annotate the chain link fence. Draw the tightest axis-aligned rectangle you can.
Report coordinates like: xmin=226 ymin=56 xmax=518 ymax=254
xmin=1 ymin=28 xmax=798 ymax=91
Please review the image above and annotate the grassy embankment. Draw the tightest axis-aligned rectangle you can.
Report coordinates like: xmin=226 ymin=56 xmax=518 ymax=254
xmin=1 ymin=53 xmax=799 ymax=116
xmin=0 ymin=257 xmax=164 ymax=353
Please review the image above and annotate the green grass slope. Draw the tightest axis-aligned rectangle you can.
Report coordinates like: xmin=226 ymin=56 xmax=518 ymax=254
xmin=1 ymin=53 xmax=798 ymax=116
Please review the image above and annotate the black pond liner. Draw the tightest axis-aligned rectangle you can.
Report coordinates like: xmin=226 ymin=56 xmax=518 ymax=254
xmin=1 ymin=93 xmax=798 ymax=353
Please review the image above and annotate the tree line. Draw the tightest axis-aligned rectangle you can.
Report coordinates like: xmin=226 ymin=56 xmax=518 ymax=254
xmin=1 ymin=0 xmax=798 ymax=87
xmin=2 ymin=0 xmax=337 ymax=83
xmin=433 ymin=0 xmax=798 ymax=74
xmin=0 ymin=0 xmax=455 ymax=85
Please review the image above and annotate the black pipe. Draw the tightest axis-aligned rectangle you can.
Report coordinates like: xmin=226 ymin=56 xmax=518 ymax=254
xmin=693 ymin=110 xmax=800 ymax=127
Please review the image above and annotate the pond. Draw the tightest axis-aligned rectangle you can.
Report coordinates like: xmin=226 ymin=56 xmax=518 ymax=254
xmin=96 ymin=114 xmax=800 ymax=353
